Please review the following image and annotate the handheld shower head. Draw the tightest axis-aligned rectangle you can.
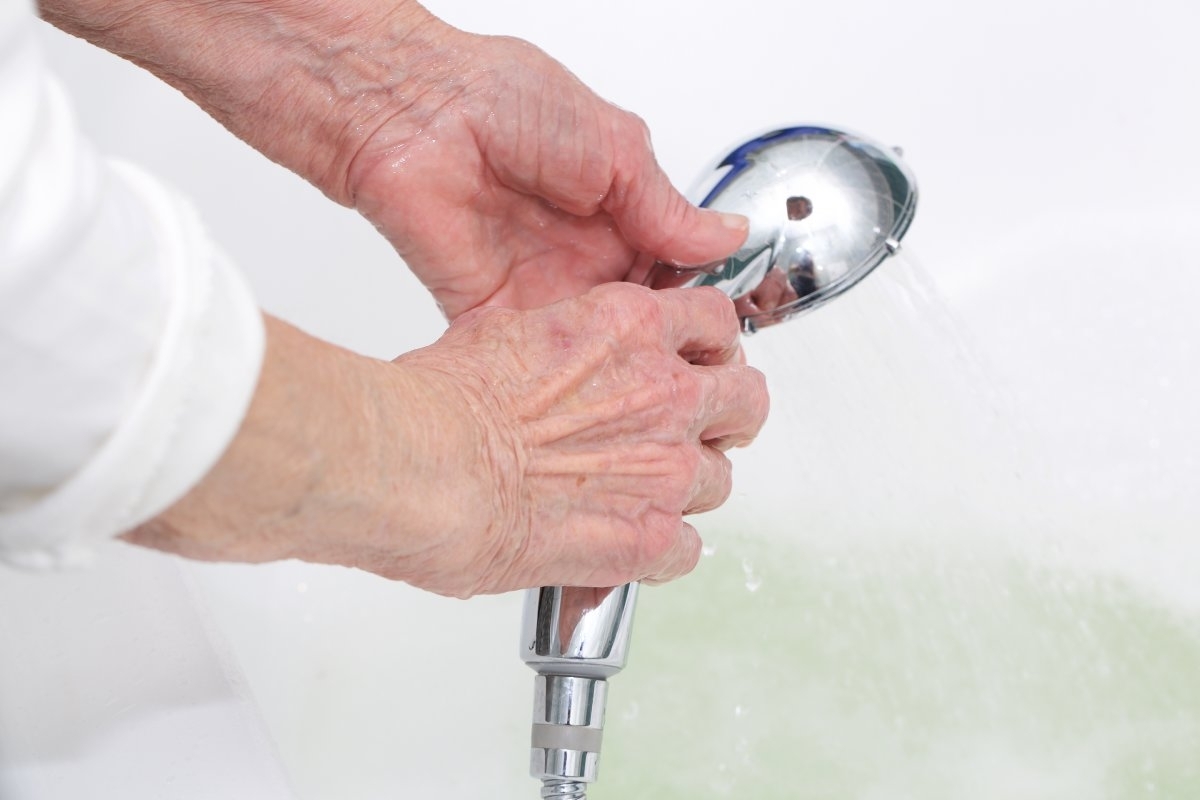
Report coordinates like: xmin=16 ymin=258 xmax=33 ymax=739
xmin=519 ymin=125 xmax=918 ymax=800
xmin=647 ymin=125 xmax=919 ymax=332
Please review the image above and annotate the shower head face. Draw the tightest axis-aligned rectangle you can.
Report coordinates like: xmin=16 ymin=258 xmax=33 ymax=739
xmin=650 ymin=126 xmax=918 ymax=331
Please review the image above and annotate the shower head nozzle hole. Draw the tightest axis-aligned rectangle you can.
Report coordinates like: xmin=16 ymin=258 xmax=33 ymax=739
xmin=786 ymin=196 xmax=813 ymax=221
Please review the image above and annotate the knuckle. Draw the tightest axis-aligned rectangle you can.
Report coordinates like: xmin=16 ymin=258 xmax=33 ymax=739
xmin=616 ymin=110 xmax=652 ymax=148
xmin=656 ymin=369 xmax=705 ymax=428
xmin=637 ymin=513 xmax=681 ymax=564
xmin=642 ymin=520 xmax=701 ymax=584
xmin=665 ymin=446 xmax=703 ymax=507
xmin=680 ymin=371 xmax=708 ymax=416
xmin=606 ymin=111 xmax=655 ymax=205
xmin=687 ymin=449 xmax=733 ymax=514
xmin=696 ymin=286 xmax=740 ymax=329
xmin=599 ymin=283 xmax=664 ymax=337
xmin=624 ymin=533 xmax=658 ymax=576
xmin=746 ymin=367 xmax=771 ymax=428
xmin=711 ymin=451 xmax=734 ymax=505
xmin=677 ymin=442 xmax=703 ymax=478
xmin=607 ymin=515 xmax=669 ymax=577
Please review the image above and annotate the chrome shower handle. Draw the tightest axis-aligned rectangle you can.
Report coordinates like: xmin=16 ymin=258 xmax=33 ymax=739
xmin=520 ymin=583 xmax=640 ymax=797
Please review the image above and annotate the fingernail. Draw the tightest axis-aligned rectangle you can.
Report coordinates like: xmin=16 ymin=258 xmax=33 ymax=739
xmin=716 ymin=211 xmax=749 ymax=231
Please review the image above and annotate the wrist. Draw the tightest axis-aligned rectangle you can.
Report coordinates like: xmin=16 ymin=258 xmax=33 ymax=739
xmin=122 ymin=316 xmax=386 ymax=565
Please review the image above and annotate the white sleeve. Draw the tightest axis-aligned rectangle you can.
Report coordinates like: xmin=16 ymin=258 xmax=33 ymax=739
xmin=0 ymin=3 xmax=265 ymax=568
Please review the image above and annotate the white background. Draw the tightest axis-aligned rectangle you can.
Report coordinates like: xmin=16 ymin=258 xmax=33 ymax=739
xmin=4 ymin=0 xmax=1199 ymax=797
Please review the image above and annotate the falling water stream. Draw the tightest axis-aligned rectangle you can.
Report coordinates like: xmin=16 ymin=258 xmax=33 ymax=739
xmin=595 ymin=256 xmax=1200 ymax=799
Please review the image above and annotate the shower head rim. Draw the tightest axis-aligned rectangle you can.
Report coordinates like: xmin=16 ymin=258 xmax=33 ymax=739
xmin=656 ymin=123 xmax=920 ymax=331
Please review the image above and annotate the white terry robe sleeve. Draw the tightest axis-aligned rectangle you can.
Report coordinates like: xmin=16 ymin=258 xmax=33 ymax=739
xmin=0 ymin=2 xmax=265 ymax=568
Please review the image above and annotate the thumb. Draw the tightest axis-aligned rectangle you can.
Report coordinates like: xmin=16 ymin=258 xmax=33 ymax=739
xmin=602 ymin=118 xmax=748 ymax=268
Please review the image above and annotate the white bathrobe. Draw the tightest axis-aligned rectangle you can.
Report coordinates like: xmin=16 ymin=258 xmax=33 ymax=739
xmin=0 ymin=1 xmax=264 ymax=567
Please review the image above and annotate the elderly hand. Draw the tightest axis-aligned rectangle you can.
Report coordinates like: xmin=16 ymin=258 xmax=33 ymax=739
xmin=41 ymin=0 xmax=747 ymax=317
xmin=389 ymin=284 xmax=766 ymax=594
xmin=343 ymin=26 xmax=748 ymax=318
xmin=127 ymin=285 xmax=768 ymax=596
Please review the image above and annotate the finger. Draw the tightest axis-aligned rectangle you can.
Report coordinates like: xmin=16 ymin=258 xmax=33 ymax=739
xmin=654 ymin=286 xmax=744 ymax=365
xmin=603 ymin=118 xmax=749 ymax=267
xmin=693 ymin=363 xmax=770 ymax=449
xmin=624 ymin=251 xmax=660 ymax=286
xmin=641 ymin=521 xmax=702 ymax=585
xmin=685 ymin=445 xmax=735 ymax=514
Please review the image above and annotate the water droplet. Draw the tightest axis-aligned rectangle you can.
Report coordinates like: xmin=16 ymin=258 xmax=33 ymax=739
xmin=741 ymin=557 xmax=762 ymax=592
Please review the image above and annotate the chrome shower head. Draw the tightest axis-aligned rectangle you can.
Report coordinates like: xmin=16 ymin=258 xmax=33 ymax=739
xmin=648 ymin=125 xmax=918 ymax=331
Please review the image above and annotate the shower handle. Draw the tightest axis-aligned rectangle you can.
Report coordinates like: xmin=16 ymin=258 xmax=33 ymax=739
xmin=520 ymin=582 xmax=640 ymax=797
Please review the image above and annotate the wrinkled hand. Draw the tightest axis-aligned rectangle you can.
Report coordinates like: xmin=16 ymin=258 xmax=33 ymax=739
xmin=345 ymin=25 xmax=748 ymax=318
xmin=127 ymin=286 xmax=767 ymax=597
xmin=44 ymin=0 xmax=746 ymax=317
xmin=387 ymin=283 xmax=768 ymax=595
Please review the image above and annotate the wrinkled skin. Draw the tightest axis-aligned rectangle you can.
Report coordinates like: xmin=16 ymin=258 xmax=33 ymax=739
xmin=387 ymin=284 xmax=767 ymax=595
xmin=45 ymin=0 xmax=771 ymax=594
xmin=345 ymin=30 xmax=749 ymax=318
xmin=129 ymin=287 xmax=768 ymax=597
xmin=41 ymin=0 xmax=747 ymax=318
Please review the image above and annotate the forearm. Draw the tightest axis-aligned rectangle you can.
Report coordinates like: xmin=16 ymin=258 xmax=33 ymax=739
xmin=122 ymin=315 xmax=510 ymax=583
xmin=38 ymin=0 xmax=456 ymax=203
xmin=121 ymin=315 xmax=376 ymax=565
